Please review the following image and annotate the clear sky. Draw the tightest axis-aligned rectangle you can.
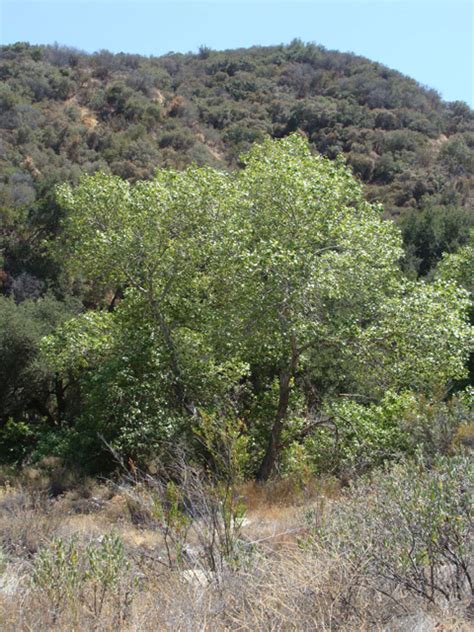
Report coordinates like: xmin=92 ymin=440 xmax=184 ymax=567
xmin=1 ymin=0 xmax=472 ymax=106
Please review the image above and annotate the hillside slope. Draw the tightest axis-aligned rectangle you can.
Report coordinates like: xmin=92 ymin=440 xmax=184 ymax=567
xmin=0 ymin=40 xmax=473 ymax=294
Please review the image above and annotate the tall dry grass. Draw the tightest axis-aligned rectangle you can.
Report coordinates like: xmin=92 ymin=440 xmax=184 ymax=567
xmin=0 ymin=458 xmax=472 ymax=631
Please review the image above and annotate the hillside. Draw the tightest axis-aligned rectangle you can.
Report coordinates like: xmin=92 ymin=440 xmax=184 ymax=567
xmin=1 ymin=40 xmax=473 ymax=296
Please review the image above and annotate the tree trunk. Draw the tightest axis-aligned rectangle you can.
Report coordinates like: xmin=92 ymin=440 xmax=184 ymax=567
xmin=107 ymin=287 xmax=123 ymax=312
xmin=256 ymin=370 xmax=291 ymax=481
xmin=54 ymin=375 xmax=66 ymax=425
xmin=152 ymin=303 xmax=198 ymax=417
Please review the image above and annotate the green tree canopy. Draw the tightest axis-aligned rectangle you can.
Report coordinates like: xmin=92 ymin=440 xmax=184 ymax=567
xmin=44 ymin=135 xmax=472 ymax=477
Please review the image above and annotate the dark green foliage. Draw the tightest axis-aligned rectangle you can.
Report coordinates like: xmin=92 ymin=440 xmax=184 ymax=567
xmin=0 ymin=295 xmax=81 ymax=462
xmin=400 ymin=204 xmax=474 ymax=277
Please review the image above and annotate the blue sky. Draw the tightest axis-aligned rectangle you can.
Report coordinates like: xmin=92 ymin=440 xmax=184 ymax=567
xmin=1 ymin=0 xmax=472 ymax=105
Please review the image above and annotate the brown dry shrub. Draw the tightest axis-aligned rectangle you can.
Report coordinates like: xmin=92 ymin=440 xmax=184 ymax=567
xmin=241 ymin=475 xmax=340 ymax=511
xmin=0 ymin=487 xmax=60 ymax=559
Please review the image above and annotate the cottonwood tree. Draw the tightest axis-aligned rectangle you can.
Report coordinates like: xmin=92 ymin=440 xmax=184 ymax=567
xmin=437 ymin=230 xmax=474 ymax=387
xmin=48 ymin=166 xmax=245 ymax=464
xmin=214 ymin=136 xmax=471 ymax=478
xmin=48 ymin=135 xmax=472 ymax=478
xmin=54 ymin=166 xmax=238 ymax=416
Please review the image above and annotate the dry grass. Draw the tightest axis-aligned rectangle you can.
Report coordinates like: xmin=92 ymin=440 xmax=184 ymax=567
xmin=0 ymin=469 xmax=472 ymax=632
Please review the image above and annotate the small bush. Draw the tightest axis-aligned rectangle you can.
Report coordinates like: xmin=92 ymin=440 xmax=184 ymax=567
xmin=301 ymin=392 xmax=412 ymax=478
xmin=32 ymin=536 xmax=83 ymax=623
xmin=452 ymin=420 xmax=474 ymax=452
xmin=0 ymin=486 xmax=59 ymax=559
xmin=123 ymin=456 xmax=248 ymax=575
xmin=401 ymin=393 xmax=473 ymax=460
xmin=32 ymin=532 xmax=136 ymax=626
xmin=0 ymin=546 xmax=6 ymax=575
xmin=311 ymin=456 xmax=473 ymax=605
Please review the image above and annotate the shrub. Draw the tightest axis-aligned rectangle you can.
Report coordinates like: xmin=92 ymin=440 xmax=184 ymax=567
xmin=400 ymin=392 xmax=473 ymax=460
xmin=439 ymin=135 xmax=474 ymax=176
xmin=122 ymin=421 xmax=249 ymax=576
xmin=32 ymin=532 xmax=136 ymax=626
xmin=347 ymin=152 xmax=374 ymax=181
xmin=311 ymin=456 xmax=473 ymax=605
xmin=0 ymin=545 xmax=6 ymax=575
xmin=84 ymin=533 xmax=135 ymax=622
xmin=32 ymin=536 xmax=83 ymax=623
xmin=158 ymin=129 xmax=195 ymax=150
xmin=299 ymin=392 xmax=412 ymax=478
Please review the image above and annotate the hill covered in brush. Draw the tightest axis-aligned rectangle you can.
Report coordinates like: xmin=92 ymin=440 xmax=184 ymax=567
xmin=1 ymin=39 xmax=473 ymax=296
